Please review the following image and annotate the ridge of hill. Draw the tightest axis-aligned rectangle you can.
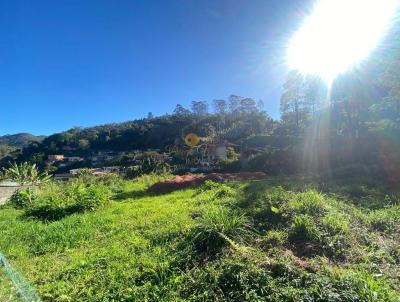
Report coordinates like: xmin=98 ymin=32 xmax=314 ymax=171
xmin=0 ymin=133 xmax=46 ymax=148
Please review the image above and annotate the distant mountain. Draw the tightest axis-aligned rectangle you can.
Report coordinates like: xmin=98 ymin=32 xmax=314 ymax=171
xmin=0 ymin=133 xmax=46 ymax=148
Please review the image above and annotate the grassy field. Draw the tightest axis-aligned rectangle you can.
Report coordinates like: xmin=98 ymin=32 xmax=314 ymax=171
xmin=0 ymin=175 xmax=399 ymax=301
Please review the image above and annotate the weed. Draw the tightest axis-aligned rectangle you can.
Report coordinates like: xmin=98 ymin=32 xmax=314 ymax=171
xmin=192 ymin=206 xmax=253 ymax=255
xmin=289 ymin=214 xmax=321 ymax=242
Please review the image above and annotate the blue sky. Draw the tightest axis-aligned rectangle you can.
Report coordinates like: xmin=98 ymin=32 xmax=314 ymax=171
xmin=0 ymin=0 xmax=311 ymax=136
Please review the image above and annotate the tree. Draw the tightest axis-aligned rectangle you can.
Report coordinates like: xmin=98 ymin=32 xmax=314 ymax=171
xmin=78 ymin=139 xmax=90 ymax=149
xmin=280 ymin=71 xmax=307 ymax=133
xmin=228 ymin=95 xmax=241 ymax=113
xmin=147 ymin=112 xmax=154 ymax=120
xmin=304 ymin=75 xmax=325 ymax=116
xmin=0 ymin=145 xmax=17 ymax=159
xmin=213 ymin=99 xmax=227 ymax=114
xmin=191 ymin=100 xmax=208 ymax=116
xmin=373 ymin=23 xmax=400 ymax=129
xmin=173 ymin=104 xmax=191 ymax=117
xmin=239 ymin=98 xmax=258 ymax=113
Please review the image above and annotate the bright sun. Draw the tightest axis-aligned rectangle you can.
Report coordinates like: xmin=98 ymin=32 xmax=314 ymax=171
xmin=287 ymin=0 xmax=399 ymax=81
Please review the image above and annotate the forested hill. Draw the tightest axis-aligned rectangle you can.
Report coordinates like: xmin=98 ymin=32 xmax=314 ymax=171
xmin=0 ymin=133 xmax=45 ymax=148
xmin=0 ymin=133 xmax=46 ymax=161
xmin=13 ymin=99 xmax=274 ymax=165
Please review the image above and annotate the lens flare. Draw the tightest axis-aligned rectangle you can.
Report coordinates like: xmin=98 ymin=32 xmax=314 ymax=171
xmin=287 ymin=0 xmax=399 ymax=82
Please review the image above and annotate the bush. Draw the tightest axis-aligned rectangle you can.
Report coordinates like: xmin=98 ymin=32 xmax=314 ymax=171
xmin=248 ymin=147 xmax=299 ymax=175
xmin=9 ymin=187 xmax=37 ymax=208
xmin=125 ymin=152 xmax=171 ymax=179
xmin=2 ymin=162 xmax=51 ymax=185
xmin=216 ymin=158 xmax=241 ymax=173
xmin=24 ymin=181 xmax=110 ymax=220
xmin=73 ymin=184 xmax=110 ymax=211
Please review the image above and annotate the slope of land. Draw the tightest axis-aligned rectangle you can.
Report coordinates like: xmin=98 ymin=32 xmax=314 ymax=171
xmin=0 ymin=176 xmax=400 ymax=301
xmin=0 ymin=175 xmax=399 ymax=301
xmin=0 ymin=133 xmax=45 ymax=148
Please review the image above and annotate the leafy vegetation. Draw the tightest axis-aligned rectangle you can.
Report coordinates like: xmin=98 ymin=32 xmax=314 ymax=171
xmin=0 ymin=133 xmax=45 ymax=148
xmin=125 ymin=151 xmax=171 ymax=179
xmin=0 ymin=144 xmax=17 ymax=160
xmin=0 ymin=175 xmax=399 ymax=301
xmin=20 ymin=177 xmax=111 ymax=221
xmin=2 ymin=162 xmax=51 ymax=185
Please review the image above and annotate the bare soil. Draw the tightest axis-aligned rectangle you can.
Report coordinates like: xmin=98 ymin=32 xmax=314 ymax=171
xmin=148 ymin=172 xmax=267 ymax=193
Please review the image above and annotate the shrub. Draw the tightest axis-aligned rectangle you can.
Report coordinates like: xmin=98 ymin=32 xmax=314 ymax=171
xmin=73 ymin=184 xmax=110 ymax=211
xmin=24 ymin=181 xmax=110 ymax=220
xmin=215 ymin=158 xmax=241 ymax=173
xmin=125 ymin=152 xmax=171 ymax=179
xmin=9 ymin=187 xmax=37 ymax=208
xmin=2 ymin=162 xmax=51 ymax=185
xmin=247 ymin=147 xmax=299 ymax=175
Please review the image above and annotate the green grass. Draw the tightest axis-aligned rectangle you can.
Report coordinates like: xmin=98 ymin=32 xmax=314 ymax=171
xmin=0 ymin=175 xmax=399 ymax=301
xmin=0 ymin=266 xmax=23 ymax=302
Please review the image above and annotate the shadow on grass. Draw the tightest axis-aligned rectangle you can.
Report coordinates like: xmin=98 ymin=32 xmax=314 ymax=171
xmin=21 ymin=204 xmax=85 ymax=222
xmin=114 ymin=189 xmax=149 ymax=200
xmin=113 ymin=188 xmax=174 ymax=201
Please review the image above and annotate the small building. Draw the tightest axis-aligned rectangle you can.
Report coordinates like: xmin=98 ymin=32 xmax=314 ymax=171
xmin=48 ymin=155 xmax=64 ymax=161
xmin=207 ymin=141 xmax=238 ymax=161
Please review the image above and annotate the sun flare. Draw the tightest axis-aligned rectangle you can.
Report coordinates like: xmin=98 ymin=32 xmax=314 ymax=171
xmin=287 ymin=0 xmax=399 ymax=81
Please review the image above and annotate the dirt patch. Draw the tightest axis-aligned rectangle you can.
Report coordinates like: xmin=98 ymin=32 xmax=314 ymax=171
xmin=148 ymin=172 xmax=266 ymax=193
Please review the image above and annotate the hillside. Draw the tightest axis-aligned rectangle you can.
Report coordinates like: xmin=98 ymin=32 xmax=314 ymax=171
xmin=0 ymin=133 xmax=45 ymax=148
xmin=13 ymin=104 xmax=275 ymax=171
xmin=0 ymin=175 xmax=399 ymax=301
